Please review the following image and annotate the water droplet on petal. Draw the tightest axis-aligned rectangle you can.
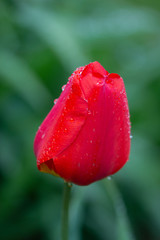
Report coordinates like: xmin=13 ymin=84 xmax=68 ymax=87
xmin=38 ymin=126 xmax=42 ymax=133
xmin=54 ymin=99 xmax=58 ymax=104
xmin=107 ymin=176 xmax=112 ymax=180
xmin=62 ymin=85 xmax=66 ymax=91
xmin=41 ymin=133 xmax=45 ymax=139
xmin=93 ymin=128 xmax=95 ymax=132
xmin=90 ymin=140 xmax=93 ymax=143
xmin=88 ymin=110 xmax=92 ymax=115
xmin=130 ymin=135 xmax=133 ymax=139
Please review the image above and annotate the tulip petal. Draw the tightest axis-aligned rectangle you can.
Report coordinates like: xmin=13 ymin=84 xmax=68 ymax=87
xmin=34 ymin=62 xmax=130 ymax=185
xmin=80 ymin=61 xmax=108 ymax=99
xmin=34 ymin=75 xmax=88 ymax=174
xmin=52 ymin=70 xmax=130 ymax=185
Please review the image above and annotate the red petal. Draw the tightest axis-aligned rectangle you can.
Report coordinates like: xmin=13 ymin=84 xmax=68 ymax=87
xmin=34 ymin=71 xmax=88 ymax=175
xmin=34 ymin=62 xmax=130 ymax=185
xmin=80 ymin=61 xmax=108 ymax=99
xmin=52 ymin=70 xmax=130 ymax=185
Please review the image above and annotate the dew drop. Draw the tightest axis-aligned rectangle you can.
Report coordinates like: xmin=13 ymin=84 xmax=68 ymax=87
xmin=93 ymin=128 xmax=95 ymax=132
xmin=54 ymin=98 xmax=58 ymax=104
xmin=107 ymin=176 xmax=112 ymax=180
xmin=90 ymin=140 xmax=93 ymax=144
xmin=62 ymin=85 xmax=66 ymax=91
xmin=88 ymin=110 xmax=92 ymax=115
xmin=130 ymin=135 xmax=133 ymax=139
xmin=41 ymin=133 xmax=45 ymax=139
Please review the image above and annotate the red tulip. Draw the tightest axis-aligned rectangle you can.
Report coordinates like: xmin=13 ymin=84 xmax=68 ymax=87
xmin=34 ymin=61 xmax=130 ymax=186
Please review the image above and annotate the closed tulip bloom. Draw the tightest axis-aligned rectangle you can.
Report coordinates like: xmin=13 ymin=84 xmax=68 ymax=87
xmin=34 ymin=61 xmax=131 ymax=186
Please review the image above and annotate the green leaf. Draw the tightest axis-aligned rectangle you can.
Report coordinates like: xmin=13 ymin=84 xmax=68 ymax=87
xmin=0 ymin=50 xmax=51 ymax=111
xmin=18 ymin=5 xmax=88 ymax=71
xmin=103 ymin=179 xmax=135 ymax=240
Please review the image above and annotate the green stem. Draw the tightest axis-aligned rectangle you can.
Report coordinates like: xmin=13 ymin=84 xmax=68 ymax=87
xmin=62 ymin=182 xmax=72 ymax=240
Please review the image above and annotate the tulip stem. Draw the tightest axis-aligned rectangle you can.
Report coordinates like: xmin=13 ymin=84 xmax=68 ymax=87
xmin=62 ymin=181 xmax=72 ymax=240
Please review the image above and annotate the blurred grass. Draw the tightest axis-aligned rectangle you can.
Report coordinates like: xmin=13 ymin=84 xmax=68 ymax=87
xmin=0 ymin=0 xmax=160 ymax=240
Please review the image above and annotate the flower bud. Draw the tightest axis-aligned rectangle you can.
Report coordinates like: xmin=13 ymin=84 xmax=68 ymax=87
xmin=34 ymin=62 xmax=131 ymax=185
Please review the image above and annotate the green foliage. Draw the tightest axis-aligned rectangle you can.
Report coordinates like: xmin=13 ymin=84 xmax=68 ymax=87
xmin=0 ymin=0 xmax=160 ymax=239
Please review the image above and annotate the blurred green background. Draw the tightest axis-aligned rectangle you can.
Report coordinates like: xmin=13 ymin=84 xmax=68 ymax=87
xmin=0 ymin=0 xmax=160 ymax=240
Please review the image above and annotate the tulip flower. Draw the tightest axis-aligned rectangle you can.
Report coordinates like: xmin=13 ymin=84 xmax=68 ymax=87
xmin=34 ymin=61 xmax=130 ymax=186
